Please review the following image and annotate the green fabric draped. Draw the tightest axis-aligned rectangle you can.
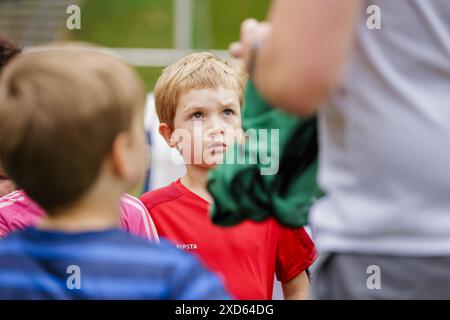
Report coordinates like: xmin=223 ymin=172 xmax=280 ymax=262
xmin=207 ymin=80 xmax=322 ymax=227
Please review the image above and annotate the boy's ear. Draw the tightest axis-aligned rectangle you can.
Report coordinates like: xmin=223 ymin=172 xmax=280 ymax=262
xmin=159 ymin=123 xmax=177 ymax=148
xmin=110 ymin=131 xmax=131 ymax=179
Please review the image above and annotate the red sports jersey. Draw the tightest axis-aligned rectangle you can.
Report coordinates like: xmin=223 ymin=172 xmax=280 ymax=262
xmin=140 ymin=179 xmax=316 ymax=300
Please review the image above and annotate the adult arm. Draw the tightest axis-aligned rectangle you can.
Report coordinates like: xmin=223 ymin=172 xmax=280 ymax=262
xmin=231 ymin=0 xmax=362 ymax=116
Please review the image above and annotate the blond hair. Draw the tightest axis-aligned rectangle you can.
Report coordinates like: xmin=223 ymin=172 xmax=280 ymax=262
xmin=0 ymin=46 xmax=145 ymax=212
xmin=154 ymin=52 xmax=247 ymax=128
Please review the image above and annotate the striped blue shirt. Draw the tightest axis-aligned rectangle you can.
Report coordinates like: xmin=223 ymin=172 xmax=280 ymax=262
xmin=0 ymin=227 xmax=229 ymax=299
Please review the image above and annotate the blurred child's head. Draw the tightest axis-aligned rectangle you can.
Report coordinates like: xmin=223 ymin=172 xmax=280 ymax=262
xmin=155 ymin=52 xmax=247 ymax=169
xmin=0 ymin=38 xmax=22 ymax=196
xmin=0 ymin=45 xmax=148 ymax=213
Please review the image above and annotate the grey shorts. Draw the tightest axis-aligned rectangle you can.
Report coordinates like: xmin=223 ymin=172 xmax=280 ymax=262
xmin=310 ymin=252 xmax=450 ymax=300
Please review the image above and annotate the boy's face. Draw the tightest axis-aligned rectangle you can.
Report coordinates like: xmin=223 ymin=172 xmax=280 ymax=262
xmin=167 ymin=87 xmax=243 ymax=168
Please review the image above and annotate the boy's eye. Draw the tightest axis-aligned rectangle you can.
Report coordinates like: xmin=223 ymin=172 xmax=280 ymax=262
xmin=191 ymin=112 xmax=204 ymax=119
xmin=223 ymin=109 xmax=234 ymax=116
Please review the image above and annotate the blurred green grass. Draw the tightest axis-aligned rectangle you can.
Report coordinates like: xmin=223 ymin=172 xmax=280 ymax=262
xmin=135 ymin=67 xmax=164 ymax=92
xmin=209 ymin=0 xmax=271 ymax=49
xmin=68 ymin=0 xmax=171 ymax=93
xmin=70 ymin=0 xmax=270 ymax=91
xmin=69 ymin=0 xmax=173 ymax=48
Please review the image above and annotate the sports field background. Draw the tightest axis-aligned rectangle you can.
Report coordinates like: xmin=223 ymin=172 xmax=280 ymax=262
xmin=69 ymin=0 xmax=271 ymax=91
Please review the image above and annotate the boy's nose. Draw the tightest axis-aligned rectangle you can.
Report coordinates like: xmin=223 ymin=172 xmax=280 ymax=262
xmin=206 ymin=127 xmax=225 ymax=140
xmin=206 ymin=118 xmax=226 ymax=136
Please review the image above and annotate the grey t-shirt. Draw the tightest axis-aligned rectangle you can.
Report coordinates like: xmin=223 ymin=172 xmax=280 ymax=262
xmin=311 ymin=0 xmax=450 ymax=255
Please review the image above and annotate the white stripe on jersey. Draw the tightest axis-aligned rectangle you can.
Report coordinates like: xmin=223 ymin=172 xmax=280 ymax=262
xmin=0 ymin=190 xmax=22 ymax=201
xmin=0 ymin=191 xmax=26 ymax=209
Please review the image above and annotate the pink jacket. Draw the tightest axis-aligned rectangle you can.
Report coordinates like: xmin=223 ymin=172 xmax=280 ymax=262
xmin=0 ymin=190 xmax=159 ymax=242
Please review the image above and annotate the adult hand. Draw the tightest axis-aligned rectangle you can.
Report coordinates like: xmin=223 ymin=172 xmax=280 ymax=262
xmin=229 ymin=19 xmax=271 ymax=72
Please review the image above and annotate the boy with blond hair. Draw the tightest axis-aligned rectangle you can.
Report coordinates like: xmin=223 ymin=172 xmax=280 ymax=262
xmin=140 ymin=52 xmax=316 ymax=300
xmin=0 ymin=46 xmax=228 ymax=299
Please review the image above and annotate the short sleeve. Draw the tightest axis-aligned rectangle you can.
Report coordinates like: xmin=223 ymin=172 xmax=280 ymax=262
xmin=119 ymin=194 xmax=160 ymax=242
xmin=275 ymin=225 xmax=316 ymax=283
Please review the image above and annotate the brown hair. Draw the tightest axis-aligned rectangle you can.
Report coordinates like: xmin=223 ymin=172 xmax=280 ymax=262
xmin=0 ymin=46 xmax=145 ymax=212
xmin=154 ymin=52 xmax=247 ymax=128
xmin=0 ymin=38 xmax=21 ymax=72
xmin=0 ymin=38 xmax=21 ymax=177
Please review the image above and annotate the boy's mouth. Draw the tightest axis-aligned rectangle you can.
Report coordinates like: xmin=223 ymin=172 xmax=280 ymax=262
xmin=207 ymin=142 xmax=227 ymax=153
